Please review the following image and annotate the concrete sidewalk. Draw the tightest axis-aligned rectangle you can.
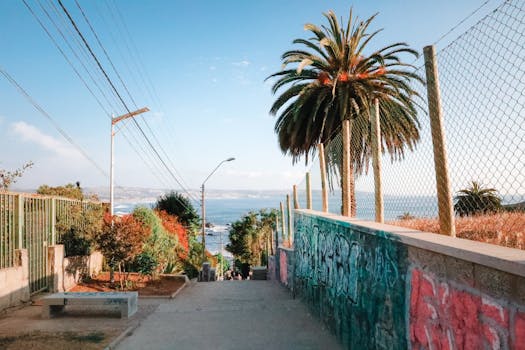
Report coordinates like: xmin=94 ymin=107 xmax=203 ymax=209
xmin=116 ymin=280 xmax=341 ymax=350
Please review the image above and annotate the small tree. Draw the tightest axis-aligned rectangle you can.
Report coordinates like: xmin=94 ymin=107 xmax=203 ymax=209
xmin=132 ymin=207 xmax=179 ymax=275
xmin=454 ymin=181 xmax=502 ymax=217
xmin=214 ymin=253 xmax=230 ymax=276
xmin=0 ymin=161 xmax=33 ymax=190
xmin=94 ymin=214 xmax=149 ymax=285
xmin=227 ymin=209 xmax=277 ymax=266
xmin=155 ymin=191 xmax=199 ymax=227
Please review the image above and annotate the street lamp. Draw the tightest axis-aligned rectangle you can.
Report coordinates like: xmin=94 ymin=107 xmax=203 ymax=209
xmin=201 ymin=157 xmax=235 ymax=262
xmin=110 ymin=107 xmax=149 ymax=217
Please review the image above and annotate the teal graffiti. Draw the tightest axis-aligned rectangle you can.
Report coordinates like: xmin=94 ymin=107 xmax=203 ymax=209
xmin=293 ymin=212 xmax=408 ymax=349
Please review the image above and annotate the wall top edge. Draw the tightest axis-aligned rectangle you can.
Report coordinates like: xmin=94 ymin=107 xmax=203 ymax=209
xmin=295 ymin=209 xmax=525 ymax=279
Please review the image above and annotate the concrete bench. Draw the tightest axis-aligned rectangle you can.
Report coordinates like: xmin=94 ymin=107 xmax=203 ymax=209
xmin=41 ymin=292 xmax=138 ymax=319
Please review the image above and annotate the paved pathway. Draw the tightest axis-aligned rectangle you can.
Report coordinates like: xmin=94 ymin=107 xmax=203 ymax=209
xmin=116 ymin=280 xmax=342 ymax=350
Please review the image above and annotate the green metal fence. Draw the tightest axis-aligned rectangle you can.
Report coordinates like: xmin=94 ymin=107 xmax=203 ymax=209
xmin=0 ymin=191 xmax=104 ymax=294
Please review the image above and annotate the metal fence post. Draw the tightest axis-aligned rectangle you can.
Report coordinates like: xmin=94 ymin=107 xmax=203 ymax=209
xmin=16 ymin=194 xmax=24 ymax=249
xmin=371 ymin=98 xmax=384 ymax=223
xmin=424 ymin=45 xmax=456 ymax=237
xmin=286 ymin=194 xmax=293 ymax=246
xmin=51 ymin=198 xmax=56 ymax=245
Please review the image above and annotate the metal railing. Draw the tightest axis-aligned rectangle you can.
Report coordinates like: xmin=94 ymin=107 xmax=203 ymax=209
xmin=0 ymin=191 xmax=104 ymax=293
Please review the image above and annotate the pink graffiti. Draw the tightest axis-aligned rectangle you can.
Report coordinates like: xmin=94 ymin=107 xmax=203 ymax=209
xmin=409 ymin=269 xmax=524 ymax=350
xmin=280 ymin=250 xmax=288 ymax=285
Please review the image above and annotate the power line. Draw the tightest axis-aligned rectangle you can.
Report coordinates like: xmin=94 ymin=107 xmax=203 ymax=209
xmin=23 ymin=0 xmax=171 ymax=190
xmin=0 ymin=66 xmax=108 ymax=178
xmin=57 ymin=0 xmax=199 ymax=208
xmin=105 ymin=0 xmax=196 ymax=195
xmin=73 ymin=0 xmax=197 ymax=201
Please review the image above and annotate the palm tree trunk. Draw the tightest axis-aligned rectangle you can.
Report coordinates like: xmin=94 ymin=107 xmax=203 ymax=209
xmin=341 ymin=119 xmax=354 ymax=216
xmin=350 ymin=161 xmax=356 ymax=217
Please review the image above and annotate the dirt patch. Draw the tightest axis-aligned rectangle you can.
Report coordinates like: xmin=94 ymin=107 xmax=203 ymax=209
xmin=0 ymin=330 xmax=118 ymax=350
xmin=69 ymin=272 xmax=186 ymax=297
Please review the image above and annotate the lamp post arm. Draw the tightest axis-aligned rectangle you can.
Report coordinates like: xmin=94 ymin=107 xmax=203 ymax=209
xmin=202 ymin=160 xmax=227 ymax=186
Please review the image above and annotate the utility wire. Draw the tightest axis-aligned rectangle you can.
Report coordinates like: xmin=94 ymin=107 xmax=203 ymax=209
xmin=23 ymin=0 xmax=170 ymax=189
xmin=57 ymin=0 xmax=199 ymax=208
xmin=0 ymin=66 xmax=108 ymax=178
xmin=74 ymin=0 xmax=196 ymax=201
xmin=105 ymin=0 xmax=196 ymax=195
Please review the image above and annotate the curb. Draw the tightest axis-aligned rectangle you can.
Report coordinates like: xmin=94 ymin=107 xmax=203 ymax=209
xmin=104 ymin=323 xmax=140 ymax=350
xmin=138 ymin=275 xmax=190 ymax=299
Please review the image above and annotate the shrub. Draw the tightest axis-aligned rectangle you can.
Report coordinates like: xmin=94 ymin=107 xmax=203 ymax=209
xmin=58 ymin=228 xmax=91 ymax=256
xmin=93 ymin=213 xmax=150 ymax=282
xmin=56 ymin=202 xmax=104 ymax=257
xmin=157 ymin=210 xmax=189 ymax=258
xmin=130 ymin=252 xmax=158 ymax=277
xmin=132 ymin=207 xmax=179 ymax=276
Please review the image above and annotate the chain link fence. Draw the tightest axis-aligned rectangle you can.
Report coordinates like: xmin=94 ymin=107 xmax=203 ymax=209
xmin=289 ymin=0 xmax=524 ymax=249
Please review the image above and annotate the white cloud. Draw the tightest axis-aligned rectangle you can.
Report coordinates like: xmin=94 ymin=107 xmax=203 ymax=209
xmin=209 ymin=66 xmax=216 ymax=71
xmin=11 ymin=121 xmax=81 ymax=159
xmin=232 ymin=60 xmax=250 ymax=67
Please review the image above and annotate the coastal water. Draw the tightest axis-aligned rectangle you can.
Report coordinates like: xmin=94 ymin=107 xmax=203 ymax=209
xmin=112 ymin=191 xmax=441 ymax=257
xmin=113 ymin=196 xmax=284 ymax=257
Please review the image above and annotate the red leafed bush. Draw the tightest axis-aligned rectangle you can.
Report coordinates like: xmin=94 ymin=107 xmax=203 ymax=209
xmin=156 ymin=210 xmax=189 ymax=258
xmin=95 ymin=213 xmax=150 ymax=268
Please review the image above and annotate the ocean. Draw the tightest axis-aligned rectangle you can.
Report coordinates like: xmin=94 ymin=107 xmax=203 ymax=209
xmin=113 ymin=196 xmax=285 ymax=257
xmin=113 ymin=190 xmax=524 ymax=257
xmin=112 ymin=191 xmax=440 ymax=257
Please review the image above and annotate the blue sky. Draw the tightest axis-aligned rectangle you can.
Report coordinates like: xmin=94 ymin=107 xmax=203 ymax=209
xmin=0 ymin=0 xmax=500 ymax=192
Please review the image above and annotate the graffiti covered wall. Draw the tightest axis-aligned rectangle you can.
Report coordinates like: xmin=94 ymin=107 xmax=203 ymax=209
xmin=294 ymin=213 xmax=409 ymax=349
xmin=410 ymin=268 xmax=525 ymax=349
xmin=292 ymin=210 xmax=525 ymax=350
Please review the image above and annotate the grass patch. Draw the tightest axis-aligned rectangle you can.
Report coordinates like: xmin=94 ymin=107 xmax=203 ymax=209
xmin=389 ymin=212 xmax=525 ymax=250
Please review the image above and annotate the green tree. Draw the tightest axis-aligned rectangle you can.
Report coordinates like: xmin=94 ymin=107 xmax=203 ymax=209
xmin=155 ymin=191 xmax=199 ymax=228
xmin=132 ymin=207 xmax=179 ymax=275
xmin=56 ymin=202 xmax=104 ymax=257
xmin=226 ymin=209 xmax=277 ymax=266
xmin=268 ymin=10 xmax=422 ymax=214
xmin=214 ymin=253 xmax=230 ymax=276
xmin=454 ymin=181 xmax=502 ymax=217
xmin=0 ymin=161 xmax=33 ymax=190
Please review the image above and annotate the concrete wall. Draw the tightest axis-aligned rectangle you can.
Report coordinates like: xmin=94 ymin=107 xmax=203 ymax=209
xmin=1 ymin=247 xmax=104 ymax=312
xmin=289 ymin=209 xmax=525 ymax=350
xmin=62 ymin=251 xmax=103 ymax=291
xmin=278 ymin=246 xmax=294 ymax=289
xmin=267 ymin=255 xmax=276 ymax=280
xmin=0 ymin=249 xmax=30 ymax=311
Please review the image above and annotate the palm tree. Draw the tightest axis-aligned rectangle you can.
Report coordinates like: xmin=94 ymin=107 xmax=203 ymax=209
xmin=268 ymin=10 xmax=422 ymax=215
xmin=454 ymin=181 xmax=502 ymax=216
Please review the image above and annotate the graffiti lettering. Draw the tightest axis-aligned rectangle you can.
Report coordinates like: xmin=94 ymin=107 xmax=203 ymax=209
xmin=409 ymin=268 xmax=524 ymax=349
